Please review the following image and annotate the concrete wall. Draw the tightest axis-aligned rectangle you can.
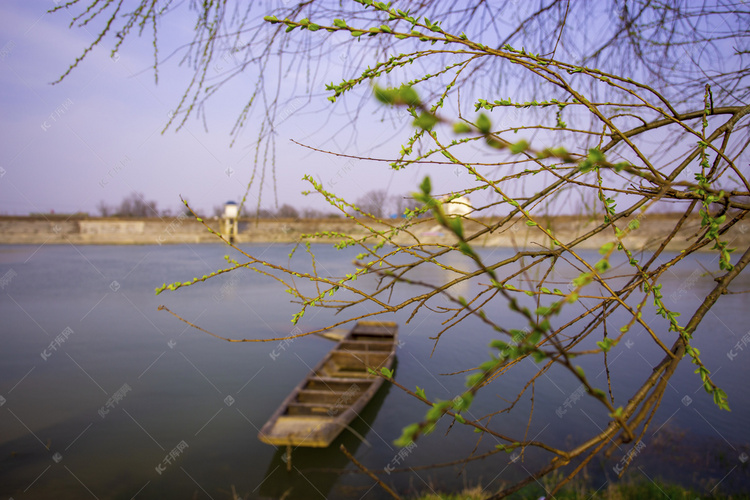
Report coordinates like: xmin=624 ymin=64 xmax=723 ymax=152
xmin=0 ymin=217 xmax=219 ymax=245
xmin=0 ymin=215 xmax=747 ymax=251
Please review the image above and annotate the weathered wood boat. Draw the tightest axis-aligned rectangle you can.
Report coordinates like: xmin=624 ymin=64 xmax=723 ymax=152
xmin=258 ymin=321 xmax=398 ymax=450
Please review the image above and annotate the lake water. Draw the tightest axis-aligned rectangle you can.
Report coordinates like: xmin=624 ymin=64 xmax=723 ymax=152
xmin=0 ymin=243 xmax=748 ymax=499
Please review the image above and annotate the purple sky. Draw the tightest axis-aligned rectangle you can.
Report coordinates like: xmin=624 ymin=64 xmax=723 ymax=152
xmin=0 ymin=2 xmax=465 ymax=217
xmin=4 ymin=3 xmax=743 ymax=219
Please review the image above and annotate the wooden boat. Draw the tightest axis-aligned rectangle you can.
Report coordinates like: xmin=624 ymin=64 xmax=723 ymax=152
xmin=258 ymin=320 xmax=398 ymax=449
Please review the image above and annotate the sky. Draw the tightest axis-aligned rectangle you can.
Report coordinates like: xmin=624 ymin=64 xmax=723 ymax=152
xmin=0 ymin=1 xmax=448 ymax=217
xmin=2 ymin=2 xmax=746 ymax=219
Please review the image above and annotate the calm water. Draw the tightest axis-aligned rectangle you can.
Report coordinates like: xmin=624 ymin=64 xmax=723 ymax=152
xmin=0 ymin=243 xmax=748 ymax=499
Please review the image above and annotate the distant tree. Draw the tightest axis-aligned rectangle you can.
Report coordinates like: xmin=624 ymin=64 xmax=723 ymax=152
xmin=276 ymin=204 xmax=299 ymax=219
xmin=301 ymin=207 xmax=323 ymax=219
xmin=96 ymin=200 xmax=112 ymax=217
xmin=114 ymin=192 xmax=158 ymax=217
xmin=356 ymin=190 xmax=389 ymax=219
xmin=301 ymin=207 xmax=338 ymax=219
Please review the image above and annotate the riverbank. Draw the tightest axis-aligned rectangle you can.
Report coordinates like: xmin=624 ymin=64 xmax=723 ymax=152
xmin=410 ymin=477 xmax=750 ymax=499
xmin=0 ymin=214 xmax=747 ymax=251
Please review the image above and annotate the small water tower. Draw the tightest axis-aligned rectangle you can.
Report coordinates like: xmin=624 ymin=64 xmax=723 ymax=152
xmin=223 ymin=201 xmax=239 ymax=243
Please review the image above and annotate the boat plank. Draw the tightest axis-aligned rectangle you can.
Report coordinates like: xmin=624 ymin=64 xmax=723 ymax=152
xmin=258 ymin=321 xmax=397 ymax=448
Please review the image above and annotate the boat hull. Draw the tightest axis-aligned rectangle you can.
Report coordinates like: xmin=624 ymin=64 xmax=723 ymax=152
xmin=258 ymin=321 xmax=398 ymax=448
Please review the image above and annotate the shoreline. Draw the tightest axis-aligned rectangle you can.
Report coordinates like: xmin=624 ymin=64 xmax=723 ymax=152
xmin=0 ymin=214 xmax=747 ymax=251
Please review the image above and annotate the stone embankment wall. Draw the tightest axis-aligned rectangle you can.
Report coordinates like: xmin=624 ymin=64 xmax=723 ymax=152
xmin=0 ymin=216 xmax=219 ymax=245
xmin=0 ymin=215 xmax=747 ymax=251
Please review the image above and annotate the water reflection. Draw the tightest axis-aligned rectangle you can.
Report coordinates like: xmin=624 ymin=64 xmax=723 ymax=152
xmin=259 ymin=365 xmax=393 ymax=499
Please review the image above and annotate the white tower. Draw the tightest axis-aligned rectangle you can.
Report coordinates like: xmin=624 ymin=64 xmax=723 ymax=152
xmin=223 ymin=201 xmax=239 ymax=243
